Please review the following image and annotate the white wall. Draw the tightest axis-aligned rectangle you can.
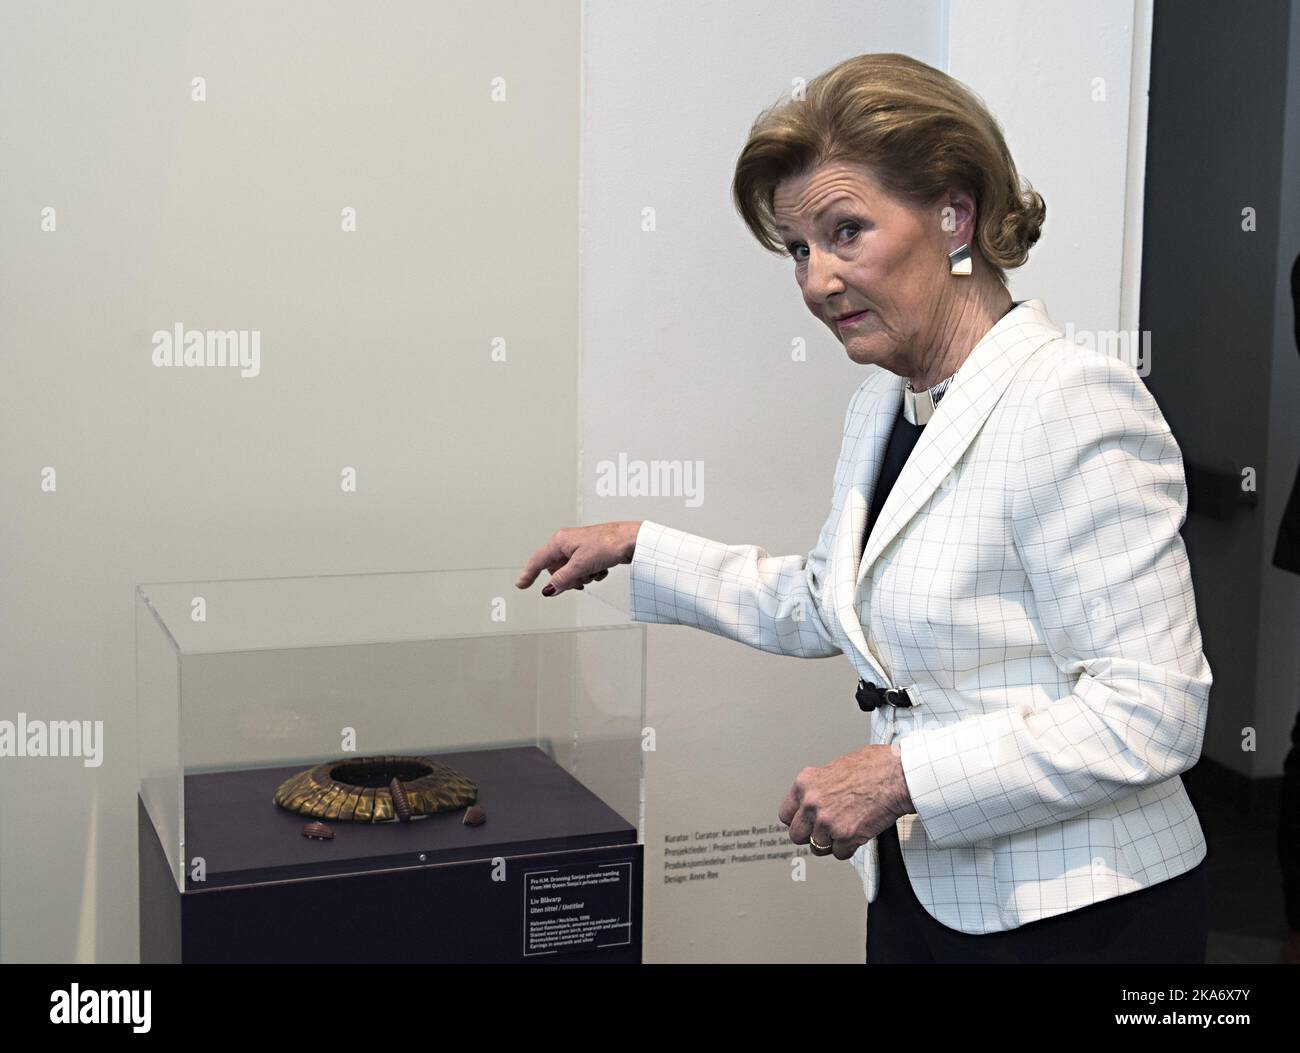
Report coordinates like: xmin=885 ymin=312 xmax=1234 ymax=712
xmin=581 ymin=0 xmax=1152 ymax=961
xmin=0 ymin=0 xmax=581 ymax=962
xmin=948 ymin=0 xmax=1152 ymax=333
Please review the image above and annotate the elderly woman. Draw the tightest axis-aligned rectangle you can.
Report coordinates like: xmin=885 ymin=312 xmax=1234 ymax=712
xmin=516 ymin=52 xmax=1212 ymax=964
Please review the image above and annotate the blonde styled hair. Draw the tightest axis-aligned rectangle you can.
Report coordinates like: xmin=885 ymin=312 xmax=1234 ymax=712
xmin=732 ymin=52 xmax=1045 ymax=285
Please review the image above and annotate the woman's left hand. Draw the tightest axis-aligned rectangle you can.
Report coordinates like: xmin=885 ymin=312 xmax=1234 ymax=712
xmin=778 ymin=745 xmax=915 ymax=860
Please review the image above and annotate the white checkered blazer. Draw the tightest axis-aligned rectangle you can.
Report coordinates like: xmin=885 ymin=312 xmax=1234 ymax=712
xmin=628 ymin=298 xmax=1212 ymax=934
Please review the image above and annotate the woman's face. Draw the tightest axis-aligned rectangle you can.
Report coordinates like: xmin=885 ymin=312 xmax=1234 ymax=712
xmin=773 ymin=160 xmax=971 ymax=376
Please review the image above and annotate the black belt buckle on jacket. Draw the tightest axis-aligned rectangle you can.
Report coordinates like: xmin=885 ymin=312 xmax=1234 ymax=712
xmin=856 ymin=677 xmax=914 ymax=713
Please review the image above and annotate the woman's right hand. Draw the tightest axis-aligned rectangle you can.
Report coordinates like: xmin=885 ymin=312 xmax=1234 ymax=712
xmin=515 ymin=521 xmax=643 ymax=597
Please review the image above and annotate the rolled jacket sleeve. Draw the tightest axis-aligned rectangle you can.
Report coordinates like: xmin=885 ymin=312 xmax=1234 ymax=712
xmin=627 ymin=383 xmax=870 ymax=659
xmin=898 ymin=352 xmax=1212 ymax=851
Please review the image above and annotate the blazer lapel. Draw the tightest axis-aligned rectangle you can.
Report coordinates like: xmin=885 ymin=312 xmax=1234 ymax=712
xmin=829 ymin=298 xmax=1063 ymax=680
xmin=828 ymin=369 xmax=901 ymax=682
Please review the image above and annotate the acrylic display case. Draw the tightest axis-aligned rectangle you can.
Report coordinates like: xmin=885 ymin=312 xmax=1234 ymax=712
xmin=135 ymin=567 xmax=645 ymax=962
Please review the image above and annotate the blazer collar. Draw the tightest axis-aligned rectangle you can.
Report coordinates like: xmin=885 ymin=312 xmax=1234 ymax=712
xmin=828 ymin=298 xmax=1063 ymax=681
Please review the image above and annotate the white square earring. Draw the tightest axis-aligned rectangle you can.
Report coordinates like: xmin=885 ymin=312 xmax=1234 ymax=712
xmin=948 ymin=243 xmax=972 ymax=276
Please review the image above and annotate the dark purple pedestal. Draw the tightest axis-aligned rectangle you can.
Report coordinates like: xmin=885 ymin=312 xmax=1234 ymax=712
xmin=139 ymin=745 xmax=642 ymax=963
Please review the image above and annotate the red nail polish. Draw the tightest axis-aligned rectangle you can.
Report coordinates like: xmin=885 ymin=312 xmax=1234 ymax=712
xmin=542 ymin=583 xmax=555 ymax=596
